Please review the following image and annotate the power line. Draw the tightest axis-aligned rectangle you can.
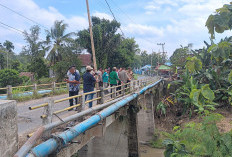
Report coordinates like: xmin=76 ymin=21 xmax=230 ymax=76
xmin=0 ymin=21 xmax=24 ymax=34
xmin=0 ymin=21 xmax=45 ymax=41
xmin=106 ymin=0 xmax=157 ymax=45
xmin=0 ymin=3 xmax=49 ymax=30
xmin=104 ymin=0 xmax=124 ymax=36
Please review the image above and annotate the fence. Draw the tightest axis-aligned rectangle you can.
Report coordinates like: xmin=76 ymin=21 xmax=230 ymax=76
xmin=0 ymin=82 xmax=68 ymax=100
xmin=26 ymin=77 xmax=154 ymax=138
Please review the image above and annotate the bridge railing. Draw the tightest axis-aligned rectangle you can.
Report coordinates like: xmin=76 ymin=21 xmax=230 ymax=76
xmin=15 ymin=77 xmax=161 ymax=157
xmin=26 ymin=77 xmax=153 ymax=138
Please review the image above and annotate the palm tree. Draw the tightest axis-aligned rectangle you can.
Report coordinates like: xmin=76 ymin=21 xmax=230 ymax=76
xmin=3 ymin=40 xmax=14 ymax=69
xmin=46 ymin=20 xmax=74 ymax=66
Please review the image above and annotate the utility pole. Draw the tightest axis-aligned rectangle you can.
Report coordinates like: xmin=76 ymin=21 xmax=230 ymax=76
xmin=86 ymin=0 xmax=97 ymax=70
xmin=157 ymin=43 xmax=165 ymax=63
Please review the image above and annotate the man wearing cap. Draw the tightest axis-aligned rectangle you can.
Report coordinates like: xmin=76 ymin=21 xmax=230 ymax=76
xmin=83 ymin=66 xmax=96 ymax=108
xmin=64 ymin=66 xmax=80 ymax=111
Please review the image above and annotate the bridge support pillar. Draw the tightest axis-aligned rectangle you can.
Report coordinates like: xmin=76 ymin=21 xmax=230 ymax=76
xmin=128 ymin=99 xmax=140 ymax=157
xmin=137 ymin=91 xmax=155 ymax=143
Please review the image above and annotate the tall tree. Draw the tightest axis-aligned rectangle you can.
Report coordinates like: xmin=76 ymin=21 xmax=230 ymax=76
xmin=3 ymin=40 xmax=14 ymax=69
xmin=46 ymin=20 xmax=74 ymax=65
xmin=78 ymin=17 xmax=121 ymax=69
xmin=23 ymin=25 xmax=48 ymax=79
xmin=23 ymin=25 xmax=47 ymax=60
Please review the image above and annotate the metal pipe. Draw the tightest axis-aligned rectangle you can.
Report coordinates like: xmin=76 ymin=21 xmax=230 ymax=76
xmin=14 ymin=95 xmax=130 ymax=157
xmin=25 ymin=79 xmax=162 ymax=157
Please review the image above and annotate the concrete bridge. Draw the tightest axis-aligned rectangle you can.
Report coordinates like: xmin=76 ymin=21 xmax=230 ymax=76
xmin=0 ymin=78 xmax=166 ymax=157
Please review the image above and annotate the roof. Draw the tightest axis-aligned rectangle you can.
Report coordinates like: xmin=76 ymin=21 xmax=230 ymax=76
xmin=19 ymin=72 xmax=34 ymax=77
xmin=155 ymin=65 xmax=172 ymax=71
xmin=78 ymin=54 xmax=92 ymax=67
xmin=141 ymin=65 xmax=151 ymax=70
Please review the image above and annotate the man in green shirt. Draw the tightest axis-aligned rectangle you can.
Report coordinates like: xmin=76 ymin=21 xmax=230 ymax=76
xmin=109 ymin=67 xmax=122 ymax=96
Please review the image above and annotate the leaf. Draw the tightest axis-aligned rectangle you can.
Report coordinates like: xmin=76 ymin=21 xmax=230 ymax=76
xmin=228 ymin=70 xmax=232 ymax=83
xmin=190 ymin=89 xmax=201 ymax=104
xmin=201 ymin=84 xmax=215 ymax=101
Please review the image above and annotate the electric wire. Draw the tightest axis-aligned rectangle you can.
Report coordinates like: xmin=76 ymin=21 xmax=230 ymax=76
xmin=0 ymin=3 xmax=49 ymax=30
xmin=104 ymin=0 xmax=124 ymax=36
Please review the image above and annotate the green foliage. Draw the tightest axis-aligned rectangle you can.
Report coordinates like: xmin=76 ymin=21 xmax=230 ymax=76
xmin=27 ymin=57 xmax=48 ymax=79
xmin=163 ymin=114 xmax=232 ymax=157
xmin=0 ymin=69 xmax=22 ymax=87
xmin=174 ymin=71 xmax=217 ymax=114
xmin=185 ymin=56 xmax=202 ymax=73
xmin=78 ymin=16 xmax=140 ymax=69
xmin=157 ymin=102 xmax=167 ymax=115
xmin=170 ymin=47 xmax=192 ymax=69
xmin=206 ymin=3 xmax=232 ymax=39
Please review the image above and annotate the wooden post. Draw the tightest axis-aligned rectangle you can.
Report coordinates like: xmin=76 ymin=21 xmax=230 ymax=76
xmin=113 ymin=86 xmax=116 ymax=99
xmin=52 ymin=82 xmax=56 ymax=93
xmin=7 ymin=85 xmax=12 ymax=99
xmin=100 ymin=87 xmax=105 ymax=104
xmin=122 ymin=84 xmax=125 ymax=96
xmin=33 ymin=83 xmax=37 ymax=96
xmin=81 ymin=93 xmax=86 ymax=111
xmin=86 ymin=0 xmax=97 ymax=70
xmin=42 ymin=97 xmax=54 ymax=139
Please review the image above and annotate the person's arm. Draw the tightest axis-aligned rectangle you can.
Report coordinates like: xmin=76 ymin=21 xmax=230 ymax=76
xmin=91 ymin=74 xmax=96 ymax=83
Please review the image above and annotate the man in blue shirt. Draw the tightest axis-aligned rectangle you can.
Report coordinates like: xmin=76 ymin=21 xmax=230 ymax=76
xmin=83 ymin=66 xmax=96 ymax=108
xmin=65 ymin=66 xmax=80 ymax=111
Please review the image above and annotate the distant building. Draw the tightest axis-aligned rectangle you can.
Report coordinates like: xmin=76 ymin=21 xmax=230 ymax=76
xmin=78 ymin=54 xmax=92 ymax=73
xmin=19 ymin=72 xmax=34 ymax=81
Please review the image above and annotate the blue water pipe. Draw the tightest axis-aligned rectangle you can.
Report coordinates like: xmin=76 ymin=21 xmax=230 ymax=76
xmin=26 ymin=79 xmax=162 ymax=157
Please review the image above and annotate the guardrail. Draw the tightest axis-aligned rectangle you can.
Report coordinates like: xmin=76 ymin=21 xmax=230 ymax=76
xmin=27 ymin=78 xmax=153 ymax=136
xmin=14 ymin=77 xmax=161 ymax=157
xmin=0 ymin=82 xmax=68 ymax=100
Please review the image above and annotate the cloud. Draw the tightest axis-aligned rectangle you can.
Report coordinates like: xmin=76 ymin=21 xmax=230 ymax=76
xmin=122 ymin=24 xmax=164 ymax=37
xmin=0 ymin=0 xmax=89 ymax=53
xmin=92 ymin=12 xmax=113 ymax=21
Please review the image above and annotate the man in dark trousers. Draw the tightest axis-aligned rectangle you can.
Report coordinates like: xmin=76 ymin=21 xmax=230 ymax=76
xmin=83 ymin=66 xmax=96 ymax=108
xmin=65 ymin=66 xmax=80 ymax=111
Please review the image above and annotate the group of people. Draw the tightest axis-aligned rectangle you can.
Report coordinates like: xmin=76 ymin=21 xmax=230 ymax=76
xmin=65 ymin=65 xmax=134 ymax=111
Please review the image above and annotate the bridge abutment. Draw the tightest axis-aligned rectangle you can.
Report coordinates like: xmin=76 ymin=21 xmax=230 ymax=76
xmin=0 ymin=100 xmax=18 ymax=157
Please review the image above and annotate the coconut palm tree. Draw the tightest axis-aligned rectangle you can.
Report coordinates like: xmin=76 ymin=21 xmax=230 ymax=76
xmin=46 ymin=20 xmax=74 ymax=66
xmin=3 ymin=40 xmax=14 ymax=69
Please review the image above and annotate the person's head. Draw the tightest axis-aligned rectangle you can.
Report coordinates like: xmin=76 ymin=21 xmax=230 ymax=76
xmin=112 ymin=67 xmax=117 ymax=71
xmin=122 ymin=67 xmax=125 ymax=70
xmin=86 ymin=66 xmax=93 ymax=72
xmin=128 ymin=67 xmax=132 ymax=71
xmin=105 ymin=69 xmax=108 ymax=72
xmin=69 ymin=66 xmax=76 ymax=74
xmin=99 ymin=68 xmax=102 ymax=71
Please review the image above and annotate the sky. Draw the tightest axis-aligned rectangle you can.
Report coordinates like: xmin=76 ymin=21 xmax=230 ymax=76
xmin=0 ymin=0 xmax=231 ymax=57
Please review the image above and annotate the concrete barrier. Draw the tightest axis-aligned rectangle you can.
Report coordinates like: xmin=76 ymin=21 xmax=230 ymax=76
xmin=0 ymin=100 xmax=18 ymax=157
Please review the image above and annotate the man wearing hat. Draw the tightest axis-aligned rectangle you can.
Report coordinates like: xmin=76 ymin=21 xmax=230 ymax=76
xmin=83 ymin=66 xmax=96 ymax=108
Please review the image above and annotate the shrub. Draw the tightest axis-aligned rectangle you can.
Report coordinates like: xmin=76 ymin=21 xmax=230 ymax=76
xmin=0 ymin=69 xmax=22 ymax=87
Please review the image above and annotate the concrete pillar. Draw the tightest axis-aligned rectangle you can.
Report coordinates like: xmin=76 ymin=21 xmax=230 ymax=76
xmin=128 ymin=99 xmax=140 ymax=157
xmin=0 ymin=100 xmax=18 ymax=157
xmin=79 ymin=118 xmax=129 ymax=157
xmin=137 ymin=92 xmax=155 ymax=143
xmin=33 ymin=83 xmax=38 ymax=95
xmin=7 ymin=85 xmax=12 ymax=99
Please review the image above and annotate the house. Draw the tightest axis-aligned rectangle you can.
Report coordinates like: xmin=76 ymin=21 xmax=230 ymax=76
xmin=19 ymin=72 xmax=35 ymax=81
xmin=78 ymin=54 xmax=92 ymax=73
